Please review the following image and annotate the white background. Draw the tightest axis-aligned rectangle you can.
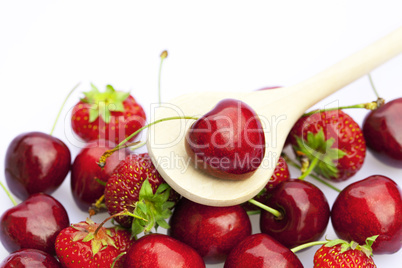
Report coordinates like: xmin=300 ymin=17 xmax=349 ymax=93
xmin=1 ymin=0 xmax=402 ymax=266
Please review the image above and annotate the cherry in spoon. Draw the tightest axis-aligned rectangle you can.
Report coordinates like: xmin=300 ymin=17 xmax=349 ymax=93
xmin=147 ymin=27 xmax=402 ymax=206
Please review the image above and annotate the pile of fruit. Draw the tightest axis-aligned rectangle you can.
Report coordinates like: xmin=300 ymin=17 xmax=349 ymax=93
xmin=0 ymin=55 xmax=401 ymax=267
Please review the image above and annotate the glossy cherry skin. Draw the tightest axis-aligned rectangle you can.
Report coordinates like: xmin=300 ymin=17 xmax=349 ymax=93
xmin=5 ymin=132 xmax=71 ymax=200
xmin=0 ymin=193 xmax=70 ymax=255
xmin=168 ymin=198 xmax=252 ymax=264
xmin=185 ymin=98 xmax=265 ymax=180
xmin=331 ymin=175 xmax=402 ymax=254
xmin=260 ymin=179 xmax=330 ymax=249
xmin=363 ymin=98 xmax=402 ymax=167
xmin=0 ymin=249 xmax=61 ymax=268
xmin=71 ymin=139 xmax=129 ymax=211
xmin=224 ymin=233 xmax=303 ymax=268
xmin=124 ymin=234 xmax=205 ymax=268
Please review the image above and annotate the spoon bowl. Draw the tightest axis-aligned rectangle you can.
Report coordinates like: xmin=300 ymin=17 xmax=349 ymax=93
xmin=147 ymin=27 xmax=402 ymax=206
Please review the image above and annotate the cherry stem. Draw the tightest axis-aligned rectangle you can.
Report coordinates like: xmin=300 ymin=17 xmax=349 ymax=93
xmin=291 ymin=240 xmax=327 ymax=253
xmin=158 ymin=50 xmax=168 ymax=106
xmin=111 ymin=252 xmax=127 ymax=268
xmin=0 ymin=180 xmax=17 ymax=206
xmin=94 ymin=209 xmax=147 ymax=236
xmin=246 ymin=209 xmax=261 ymax=216
xmin=89 ymin=195 xmax=106 ymax=217
xmin=283 ymin=154 xmax=341 ymax=193
xmin=98 ymin=115 xmax=198 ymax=167
xmin=50 ymin=82 xmax=81 ymax=136
xmin=129 ymin=141 xmax=146 ymax=151
xmin=303 ymin=101 xmax=380 ymax=117
xmin=248 ymin=199 xmax=283 ymax=219
xmin=96 ymin=140 xmax=141 ymax=167
xmin=298 ymin=156 xmax=319 ymax=180
xmin=367 ymin=73 xmax=380 ymax=99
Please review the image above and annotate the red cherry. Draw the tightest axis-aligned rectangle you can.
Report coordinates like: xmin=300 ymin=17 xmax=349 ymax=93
xmin=0 ymin=249 xmax=61 ymax=268
xmin=124 ymin=234 xmax=205 ymax=268
xmin=4 ymin=132 xmax=71 ymax=200
xmin=168 ymin=198 xmax=252 ymax=264
xmin=363 ymin=98 xmax=402 ymax=167
xmin=185 ymin=98 xmax=265 ymax=180
xmin=331 ymin=175 xmax=402 ymax=254
xmin=260 ymin=179 xmax=330 ymax=248
xmin=0 ymin=193 xmax=70 ymax=255
xmin=224 ymin=233 xmax=303 ymax=268
xmin=71 ymin=139 xmax=129 ymax=211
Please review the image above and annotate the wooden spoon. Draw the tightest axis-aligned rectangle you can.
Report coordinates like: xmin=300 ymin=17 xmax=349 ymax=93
xmin=147 ymin=27 xmax=402 ymax=206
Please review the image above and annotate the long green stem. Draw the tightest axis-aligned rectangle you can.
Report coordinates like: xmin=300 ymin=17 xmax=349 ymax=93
xmin=303 ymin=101 xmax=379 ymax=117
xmin=291 ymin=240 xmax=327 ymax=253
xmin=248 ymin=199 xmax=283 ymax=219
xmin=0 ymin=180 xmax=17 ymax=206
xmin=120 ymin=116 xmax=197 ymax=149
xmin=98 ymin=116 xmax=198 ymax=167
xmin=246 ymin=209 xmax=261 ymax=216
xmin=94 ymin=209 xmax=147 ymax=236
xmin=283 ymin=154 xmax=341 ymax=193
xmin=111 ymin=252 xmax=127 ymax=268
xmin=298 ymin=156 xmax=319 ymax=180
xmin=158 ymin=50 xmax=168 ymax=106
xmin=50 ymin=82 xmax=81 ymax=135
xmin=367 ymin=73 xmax=380 ymax=99
xmin=129 ymin=141 xmax=146 ymax=151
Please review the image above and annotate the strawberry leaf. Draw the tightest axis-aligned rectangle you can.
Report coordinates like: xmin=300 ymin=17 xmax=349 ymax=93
xmin=70 ymin=218 xmax=117 ymax=256
xmin=140 ymin=179 xmax=154 ymax=198
xmin=365 ymin=235 xmax=379 ymax=248
xmin=293 ymin=128 xmax=346 ymax=179
xmin=115 ymin=91 xmax=130 ymax=103
xmin=112 ymin=102 xmax=125 ymax=112
xmin=361 ymin=235 xmax=378 ymax=257
xmin=91 ymin=239 xmax=102 ymax=255
xmin=89 ymin=105 xmax=100 ymax=122
xmin=82 ymin=232 xmax=95 ymax=242
xmin=324 ymin=238 xmax=347 ymax=248
xmin=323 ymin=236 xmax=378 ymax=258
xmin=129 ymin=178 xmax=174 ymax=237
xmin=80 ymin=83 xmax=130 ymax=123
xmin=105 ymin=84 xmax=115 ymax=94
xmin=72 ymin=231 xmax=88 ymax=242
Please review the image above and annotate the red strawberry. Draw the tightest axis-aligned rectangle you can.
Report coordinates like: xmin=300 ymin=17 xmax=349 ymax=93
xmin=55 ymin=218 xmax=133 ymax=268
xmin=110 ymin=227 xmax=134 ymax=268
xmin=243 ymin=156 xmax=290 ymax=212
xmin=289 ymin=110 xmax=366 ymax=182
xmin=313 ymin=236 xmax=378 ymax=268
xmin=104 ymin=153 xmax=180 ymax=237
xmin=71 ymin=84 xmax=146 ymax=144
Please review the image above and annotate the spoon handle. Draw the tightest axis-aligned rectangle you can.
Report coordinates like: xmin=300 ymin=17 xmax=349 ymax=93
xmin=283 ymin=26 xmax=402 ymax=113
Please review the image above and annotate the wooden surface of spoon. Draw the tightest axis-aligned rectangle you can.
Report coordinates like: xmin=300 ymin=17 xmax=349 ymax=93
xmin=147 ymin=26 xmax=402 ymax=206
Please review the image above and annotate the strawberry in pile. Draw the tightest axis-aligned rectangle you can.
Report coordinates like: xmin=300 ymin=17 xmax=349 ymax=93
xmin=313 ymin=236 xmax=378 ymax=268
xmin=288 ymin=109 xmax=366 ymax=182
xmin=71 ymin=84 xmax=146 ymax=144
xmin=55 ymin=218 xmax=133 ymax=268
xmin=104 ymin=153 xmax=180 ymax=237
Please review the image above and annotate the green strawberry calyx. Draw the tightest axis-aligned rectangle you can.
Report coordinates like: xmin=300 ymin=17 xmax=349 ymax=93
xmin=81 ymin=83 xmax=130 ymax=123
xmin=293 ymin=128 xmax=346 ymax=179
xmin=323 ymin=235 xmax=379 ymax=258
xmin=131 ymin=178 xmax=175 ymax=238
xmin=71 ymin=218 xmax=117 ymax=256
xmin=291 ymin=235 xmax=378 ymax=255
